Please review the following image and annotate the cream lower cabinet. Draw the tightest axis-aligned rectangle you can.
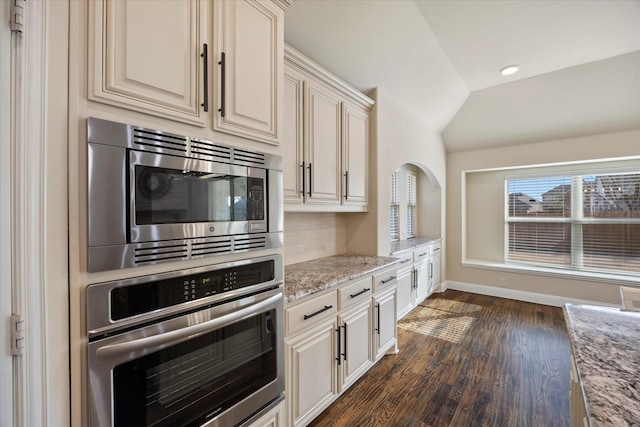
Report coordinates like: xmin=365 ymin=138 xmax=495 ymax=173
xmin=394 ymin=240 xmax=442 ymax=320
xmin=89 ymin=0 xmax=286 ymax=144
xmin=283 ymin=45 xmax=373 ymax=212
xmin=249 ymin=402 xmax=285 ymax=427
xmin=286 ymin=316 xmax=338 ymax=427
xmin=373 ymin=287 xmax=397 ymax=360
xmin=285 ymin=268 xmax=397 ymax=427
xmin=395 ymin=255 xmax=414 ymax=319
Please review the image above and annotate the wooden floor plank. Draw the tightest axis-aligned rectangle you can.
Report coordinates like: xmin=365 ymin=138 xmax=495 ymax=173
xmin=308 ymin=290 xmax=570 ymax=427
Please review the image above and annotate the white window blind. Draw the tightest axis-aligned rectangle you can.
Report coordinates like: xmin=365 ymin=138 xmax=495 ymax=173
xmin=506 ymin=172 xmax=640 ymax=275
xmin=407 ymin=172 xmax=416 ymax=239
xmin=390 ymin=172 xmax=399 ymax=242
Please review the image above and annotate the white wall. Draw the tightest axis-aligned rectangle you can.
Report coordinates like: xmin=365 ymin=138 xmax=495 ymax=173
xmin=347 ymin=88 xmax=447 ymax=264
xmin=447 ymin=129 xmax=640 ymax=305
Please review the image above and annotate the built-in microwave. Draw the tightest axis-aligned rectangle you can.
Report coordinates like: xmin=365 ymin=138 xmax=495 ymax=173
xmin=87 ymin=117 xmax=283 ymax=272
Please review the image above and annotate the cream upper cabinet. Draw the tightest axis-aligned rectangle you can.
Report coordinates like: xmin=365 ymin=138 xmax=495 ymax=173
xmin=213 ymin=0 xmax=284 ymax=144
xmin=284 ymin=45 xmax=374 ymax=212
xmin=89 ymin=0 xmax=209 ymax=126
xmin=342 ymin=101 xmax=369 ymax=207
xmin=304 ymin=80 xmax=342 ymax=205
xmin=89 ymin=0 xmax=287 ymax=144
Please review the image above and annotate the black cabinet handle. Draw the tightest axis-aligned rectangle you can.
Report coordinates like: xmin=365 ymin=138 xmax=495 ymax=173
xmin=429 ymin=263 xmax=433 ymax=280
xmin=400 ymin=259 xmax=411 ymax=264
xmin=349 ymin=288 xmax=370 ymax=298
xmin=375 ymin=303 xmax=381 ymax=334
xmin=307 ymin=163 xmax=312 ymax=197
xmin=380 ymin=275 xmax=396 ymax=284
xmin=201 ymin=44 xmax=208 ymax=112
xmin=303 ymin=305 xmax=332 ymax=320
xmin=336 ymin=326 xmax=341 ymax=365
xmin=218 ymin=52 xmax=226 ymax=118
xmin=418 ymin=252 xmax=428 ymax=257
xmin=342 ymin=323 xmax=347 ymax=362
xmin=300 ymin=161 xmax=305 ymax=195
xmin=344 ymin=171 xmax=349 ymax=200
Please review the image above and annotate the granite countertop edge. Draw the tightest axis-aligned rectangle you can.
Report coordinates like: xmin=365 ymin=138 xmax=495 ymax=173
xmin=563 ymin=303 xmax=640 ymax=427
xmin=284 ymin=254 xmax=400 ymax=304
xmin=390 ymin=237 xmax=441 ymax=255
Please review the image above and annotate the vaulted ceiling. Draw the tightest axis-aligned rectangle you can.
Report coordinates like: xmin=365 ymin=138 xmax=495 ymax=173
xmin=284 ymin=0 xmax=640 ymax=152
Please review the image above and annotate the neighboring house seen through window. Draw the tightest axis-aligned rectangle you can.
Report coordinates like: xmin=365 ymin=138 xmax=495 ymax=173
xmin=506 ymin=172 xmax=640 ymax=275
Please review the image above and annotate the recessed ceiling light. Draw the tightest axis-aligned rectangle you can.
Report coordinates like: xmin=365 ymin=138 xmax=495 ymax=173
xmin=500 ymin=65 xmax=519 ymax=76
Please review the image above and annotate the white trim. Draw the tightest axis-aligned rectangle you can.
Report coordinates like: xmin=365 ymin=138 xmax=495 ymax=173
xmin=461 ymin=259 xmax=640 ymax=287
xmin=0 ymin=0 xmax=14 ymax=423
xmin=441 ymin=280 xmax=620 ymax=308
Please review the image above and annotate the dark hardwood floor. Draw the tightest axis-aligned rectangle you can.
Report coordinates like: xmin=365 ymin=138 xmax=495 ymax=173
xmin=308 ymin=290 xmax=571 ymax=427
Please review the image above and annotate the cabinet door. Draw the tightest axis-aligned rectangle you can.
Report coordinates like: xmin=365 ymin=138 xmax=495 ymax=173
xmin=396 ymin=268 xmax=413 ymax=320
xmin=338 ymin=303 xmax=373 ymax=393
xmin=415 ymin=263 xmax=430 ymax=304
xmin=214 ymin=0 xmax=283 ymax=144
xmin=89 ymin=0 xmax=207 ymax=125
xmin=250 ymin=401 xmax=284 ymax=427
xmin=374 ymin=288 xmax=397 ymax=360
xmin=283 ymin=69 xmax=304 ymax=204
xmin=286 ymin=319 xmax=338 ymax=427
xmin=304 ymin=80 xmax=342 ymax=205
xmin=342 ymin=102 xmax=368 ymax=207
xmin=431 ymin=255 xmax=441 ymax=293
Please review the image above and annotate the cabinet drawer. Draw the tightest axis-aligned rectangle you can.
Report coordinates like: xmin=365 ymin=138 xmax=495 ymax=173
xmin=338 ymin=276 xmax=372 ymax=309
xmin=413 ymin=247 xmax=431 ymax=265
xmin=372 ymin=268 xmax=397 ymax=293
xmin=395 ymin=253 xmax=413 ymax=273
xmin=286 ymin=291 xmax=338 ymax=336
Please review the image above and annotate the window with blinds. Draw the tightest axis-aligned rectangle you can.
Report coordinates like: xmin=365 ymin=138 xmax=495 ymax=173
xmin=506 ymin=172 xmax=640 ymax=275
xmin=390 ymin=172 xmax=399 ymax=241
xmin=407 ymin=172 xmax=417 ymax=239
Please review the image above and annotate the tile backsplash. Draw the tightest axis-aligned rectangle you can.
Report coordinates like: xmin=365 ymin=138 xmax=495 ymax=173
xmin=284 ymin=212 xmax=347 ymax=265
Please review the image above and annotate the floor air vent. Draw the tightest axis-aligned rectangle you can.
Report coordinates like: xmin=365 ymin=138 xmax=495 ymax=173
xmin=133 ymin=128 xmax=188 ymax=153
xmin=133 ymin=243 xmax=189 ymax=264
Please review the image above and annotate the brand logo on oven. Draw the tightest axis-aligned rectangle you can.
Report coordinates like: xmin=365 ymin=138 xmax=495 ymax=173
xmin=205 ymin=407 xmax=222 ymax=419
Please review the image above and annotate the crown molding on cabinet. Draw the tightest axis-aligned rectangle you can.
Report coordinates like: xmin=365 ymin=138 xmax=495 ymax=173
xmin=285 ymin=44 xmax=375 ymax=110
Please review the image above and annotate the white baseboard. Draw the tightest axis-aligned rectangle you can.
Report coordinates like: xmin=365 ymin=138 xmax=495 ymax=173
xmin=440 ymin=280 xmax=620 ymax=308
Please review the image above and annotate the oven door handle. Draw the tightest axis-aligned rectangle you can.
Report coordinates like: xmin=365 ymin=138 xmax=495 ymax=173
xmin=95 ymin=292 xmax=282 ymax=360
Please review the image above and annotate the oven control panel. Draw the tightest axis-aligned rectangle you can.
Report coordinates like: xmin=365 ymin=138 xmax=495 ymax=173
xmin=110 ymin=260 xmax=274 ymax=321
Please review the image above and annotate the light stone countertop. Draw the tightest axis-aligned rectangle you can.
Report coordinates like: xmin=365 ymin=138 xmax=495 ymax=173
xmin=390 ymin=237 xmax=440 ymax=255
xmin=563 ymin=304 xmax=640 ymax=426
xmin=284 ymin=254 xmax=399 ymax=304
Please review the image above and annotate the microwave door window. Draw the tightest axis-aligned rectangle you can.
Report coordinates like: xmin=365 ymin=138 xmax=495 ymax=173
xmin=208 ymin=177 xmax=231 ymax=222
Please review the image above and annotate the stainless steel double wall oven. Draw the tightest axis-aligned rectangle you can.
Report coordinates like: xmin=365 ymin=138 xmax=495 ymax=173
xmin=86 ymin=256 xmax=285 ymax=427
xmin=85 ymin=118 xmax=286 ymax=426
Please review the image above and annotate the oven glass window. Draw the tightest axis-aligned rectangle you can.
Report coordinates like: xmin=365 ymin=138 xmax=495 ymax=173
xmin=113 ymin=309 xmax=277 ymax=427
xmin=134 ymin=166 xmax=264 ymax=225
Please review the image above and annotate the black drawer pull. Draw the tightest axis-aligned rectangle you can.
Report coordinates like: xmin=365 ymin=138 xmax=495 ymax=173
xmin=349 ymin=288 xmax=370 ymax=298
xmin=380 ymin=276 xmax=396 ymax=284
xmin=400 ymin=259 xmax=411 ymax=264
xmin=418 ymin=252 xmax=428 ymax=257
xmin=303 ymin=305 xmax=333 ymax=320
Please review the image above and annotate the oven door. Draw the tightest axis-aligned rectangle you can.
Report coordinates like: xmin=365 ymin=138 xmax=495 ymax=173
xmin=87 ymin=288 xmax=284 ymax=427
xmin=129 ymin=150 xmax=268 ymax=243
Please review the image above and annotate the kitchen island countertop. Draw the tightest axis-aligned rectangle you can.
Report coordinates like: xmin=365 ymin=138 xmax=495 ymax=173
xmin=563 ymin=304 xmax=640 ymax=426
xmin=284 ymin=254 xmax=399 ymax=304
